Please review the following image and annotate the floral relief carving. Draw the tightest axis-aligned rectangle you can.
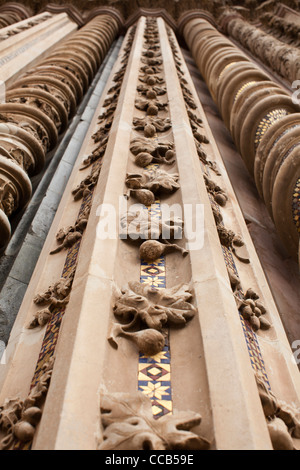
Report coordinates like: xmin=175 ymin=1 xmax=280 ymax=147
xmin=125 ymin=168 xmax=179 ymax=198
xmin=98 ymin=391 xmax=210 ymax=450
xmin=0 ymin=357 xmax=54 ymax=449
xmin=130 ymin=137 xmax=175 ymax=167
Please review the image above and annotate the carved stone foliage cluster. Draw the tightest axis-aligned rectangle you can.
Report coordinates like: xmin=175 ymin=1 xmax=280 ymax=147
xmin=0 ymin=357 xmax=54 ymax=450
xmin=0 ymin=13 xmax=119 ymax=252
xmin=259 ymin=12 xmax=300 ymax=47
xmin=99 ymin=391 xmax=210 ymax=450
xmin=235 ymin=288 xmax=271 ymax=332
xmin=27 ymin=265 xmax=76 ymax=329
xmin=0 ymin=9 xmax=24 ymax=28
xmin=109 ymin=282 xmax=196 ymax=356
xmin=0 ymin=12 xmax=52 ymax=42
xmin=256 ymin=372 xmax=300 ymax=450
xmin=120 ymin=18 xmax=188 ymax=264
xmin=183 ymin=16 xmax=300 ymax=263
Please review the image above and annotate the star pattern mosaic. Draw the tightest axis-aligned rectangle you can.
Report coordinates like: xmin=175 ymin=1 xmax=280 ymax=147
xmin=138 ymin=336 xmax=172 ymax=419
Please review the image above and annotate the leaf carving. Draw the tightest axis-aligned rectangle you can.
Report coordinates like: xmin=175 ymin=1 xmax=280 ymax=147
xmin=99 ymin=392 xmax=209 ymax=450
xmin=114 ymin=282 xmax=195 ymax=328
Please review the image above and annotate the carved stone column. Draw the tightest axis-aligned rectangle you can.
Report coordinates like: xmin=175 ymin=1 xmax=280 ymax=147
xmin=181 ymin=13 xmax=300 ymax=263
xmin=0 ymin=13 xmax=120 ymax=252
xmin=219 ymin=11 xmax=300 ymax=84
xmin=259 ymin=12 xmax=300 ymax=46
xmin=0 ymin=15 xmax=299 ymax=451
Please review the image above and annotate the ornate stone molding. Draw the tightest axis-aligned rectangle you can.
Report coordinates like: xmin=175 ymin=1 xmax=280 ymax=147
xmin=0 ymin=13 xmax=119 ymax=252
xmin=183 ymin=15 xmax=300 ymax=262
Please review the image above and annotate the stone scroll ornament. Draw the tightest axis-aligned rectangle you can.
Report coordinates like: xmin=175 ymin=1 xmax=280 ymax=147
xmin=108 ymin=282 xmax=196 ymax=356
xmin=0 ymin=357 xmax=54 ymax=450
xmin=98 ymin=391 xmax=210 ymax=450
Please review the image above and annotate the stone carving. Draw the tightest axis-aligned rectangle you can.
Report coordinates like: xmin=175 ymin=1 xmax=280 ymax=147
xmin=98 ymin=391 xmax=209 ymax=450
xmin=139 ymin=74 xmax=165 ymax=86
xmin=125 ymin=169 xmax=179 ymax=198
xmin=255 ymin=372 xmax=300 ymax=450
xmin=140 ymin=65 xmax=162 ymax=75
xmin=133 ymin=116 xmax=171 ymax=135
xmin=0 ymin=357 xmax=54 ymax=449
xmin=225 ymin=15 xmax=300 ymax=83
xmin=0 ymin=13 xmax=120 ymax=251
xmin=120 ymin=206 xmax=183 ymax=240
xmin=227 ymin=266 xmax=242 ymax=293
xmin=137 ymin=84 xmax=166 ymax=96
xmin=72 ymin=165 xmax=101 ymax=201
xmin=204 ymin=174 xmax=228 ymax=207
xmin=108 ymin=282 xmax=195 ymax=356
xmin=130 ymin=137 xmax=175 ymax=167
xmin=188 ymin=110 xmax=203 ymax=129
xmin=49 ymin=204 xmax=90 ymax=255
xmin=27 ymin=266 xmax=76 ymax=329
xmin=215 ymin=220 xmax=250 ymax=264
xmin=135 ymin=97 xmax=168 ymax=116
xmin=235 ymin=288 xmax=271 ymax=331
xmin=139 ymin=239 xmax=188 ymax=262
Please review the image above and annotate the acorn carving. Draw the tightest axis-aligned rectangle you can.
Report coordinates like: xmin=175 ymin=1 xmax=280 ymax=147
xmin=50 ymin=231 xmax=82 ymax=255
xmin=147 ymin=104 xmax=158 ymax=116
xmin=125 ymin=188 xmax=155 ymax=206
xmin=12 ymin=406 xmax=42 ymax=442
xmin=239 ymin=289 xmax=271 ymax=331
xmin=146 ymin=90 xmax=157 ymax=100
xmin=267 ymin=417 xmax=295 ymax=450
xmin=144 ymin=123 xmax=156 ymax=137
xmin=147 ymin=76 xmax=156 ymax=86
xmin=108 ymin=323 xmax=165 ymax=356
xmin=139 ymin=240 xmax=188 ymax=262
xmin=13 ymin=421 xmax=35 ymax=442
xmin=134 ymin=151 xmax=175 ymax=167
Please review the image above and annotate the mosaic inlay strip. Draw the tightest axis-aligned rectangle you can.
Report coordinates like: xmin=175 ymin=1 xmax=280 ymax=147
xmin=234 ymin=81 xmax=257 ymax=103
xmin=292 ymin=177 xmax=300 ymax=233
xmin=137 ymin=19 xmax=172 ymax=419
xmin=137 ymin=179 xmax=171 ymax=418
